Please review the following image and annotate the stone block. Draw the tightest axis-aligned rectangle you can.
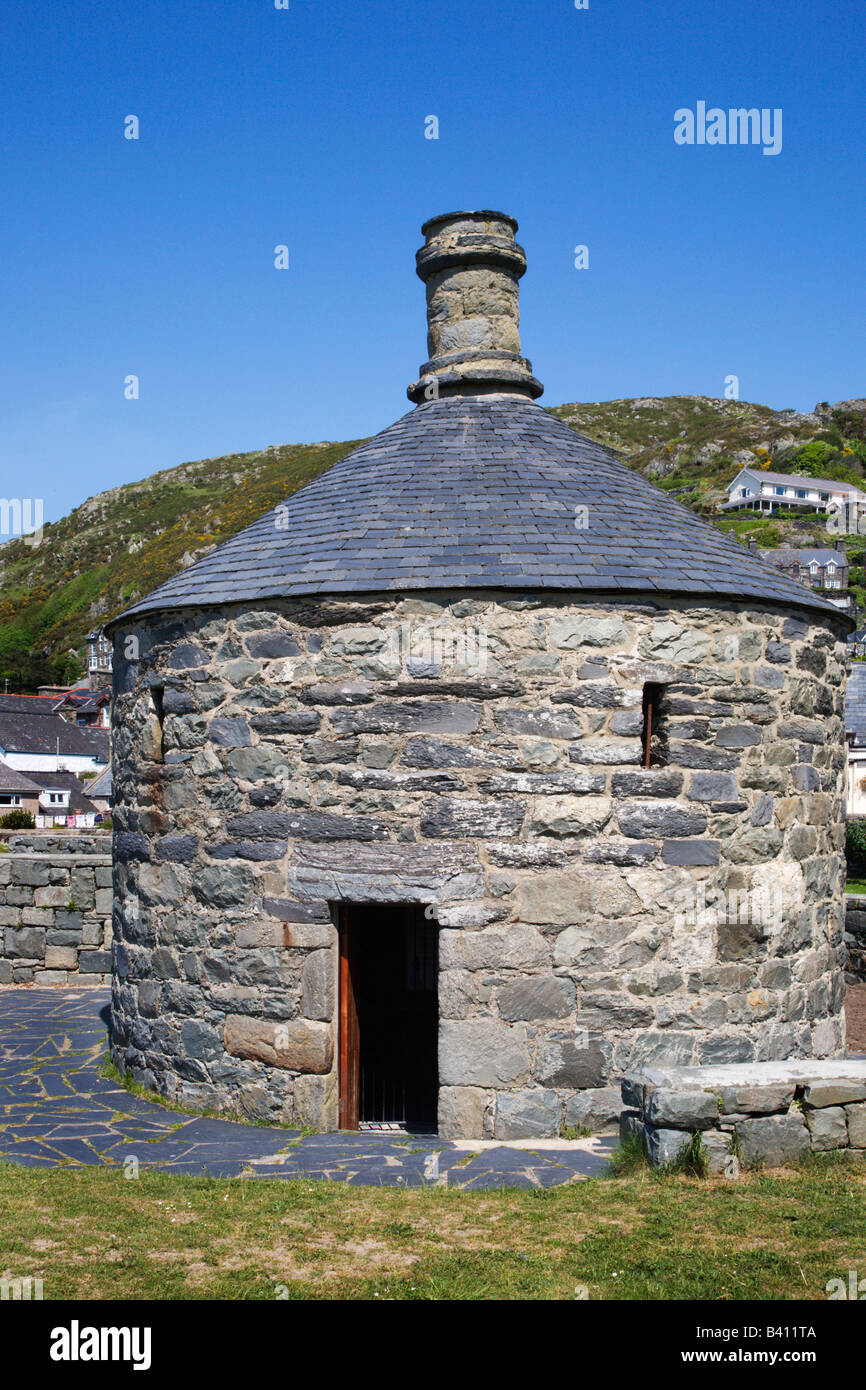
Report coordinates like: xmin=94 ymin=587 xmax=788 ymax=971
xmin=4 ymin=927 xmax=45 ymax=959
xmin=420 ymin=798 xmax=526 ymax=839
xmin=845 ymin=1103 xmax=866 ymax=1148
xmin=701 ymin=1129 xmax=733 ymax=1174
xmin=301 ymin=949 xmax=335 ymax=1021
xmin=496 ymin=975 xmax=575 ymax=1021
xmin=439 ymin=1020 xmax=529 ymax=1087
xmin=44 ymin=946 xmax=78 ymax=970
xmin=223 ymin=1014 xmax=332 ymax=1073
xmin=538 ymin=1037 xmax=612 ymax=1089
xmin=564 ymin=1086 xmax=622 ymax=1131
xmin=805 ymin=1106 xmax=848 ymax=1150
xmin=617 ymin=800 xmax=707 ymax=839
xmin=438 ymin=1086 xmax=492 ymax=1140
xmin=802 ymin=1079 xmax=866 ymax=1107
xmin=735 ymin=1113 xmax=810 ymax=1167
xmin=493 ymin=1088 xmax=561 ymax=1139
xmin=440 ymin=924 xmax=548 ymax=971
xmin=644 ymin=1125 xmax=693 ymax=1167
xmin=529 ymin=795 xmax=612 ymax=838
xmin=645 ymin=1088 xmax=719 ymax=1130
xmin=717 ymin=1084 xmax=795 ymax=1115
xmin=661 ymin=840 xmax=720 ymax=866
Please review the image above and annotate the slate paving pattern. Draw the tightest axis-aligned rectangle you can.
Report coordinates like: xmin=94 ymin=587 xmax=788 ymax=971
xmin=0 ymin=988 xmax=614 ymax=1188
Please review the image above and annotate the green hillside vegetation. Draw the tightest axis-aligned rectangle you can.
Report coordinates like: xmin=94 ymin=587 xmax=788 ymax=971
xmin=3 ymin=396 xmax=865 ymax=692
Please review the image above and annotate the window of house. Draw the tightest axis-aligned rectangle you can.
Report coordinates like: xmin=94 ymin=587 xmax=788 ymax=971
xmin=0 ymin=794 xmax=21 ymax=807
xmin=640 ymin=683 xmax=666 ymax=768
xmin=150 ymin=685 xmax=165 ymax=763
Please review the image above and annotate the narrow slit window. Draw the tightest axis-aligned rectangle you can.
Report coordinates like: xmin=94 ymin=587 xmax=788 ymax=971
xmin=150 ymin=684 xmax=165 ymax=763
xmin=641 ymin=682 xmax=665 ymax=768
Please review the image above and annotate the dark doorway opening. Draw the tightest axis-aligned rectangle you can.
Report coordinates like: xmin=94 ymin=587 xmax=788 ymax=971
xmin=338 ymin=904 xmax=438 ymax=1133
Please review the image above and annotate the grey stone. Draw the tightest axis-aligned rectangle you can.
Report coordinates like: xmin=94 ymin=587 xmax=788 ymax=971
xmin=493 ymin=1088 xmax=561 ymax=1139
xmin=846 ymin=1103 xmax=866 ymax=1147
xmin=245 ymin=632 xmax=300 ymax=659
xmin=420 ymin=798 xmax=525 ymax=839
xmin=331 ymin=702 xmax=482 ymax=735
xmin=537 ymin=1037 xmax=612 ymax=1088
xmin=611 ymin=770 xmax=684 ymax=798
xmin=494 ymin=707 xmax=583 ymax=739
xmin=439 ymin=1020 xmax=529 ymax=1087
xmin=617 ymin=800 xmax=707 ymax=839
xmin=644 ymin=1125 xmax=693 ymax=1167
xmin=661 ymin=839 xmax=720 ymax=866
xmin=714 ymin=725 xmax=762 ymax=748
xmin=735 ymin=1113 xmax=810 ymax=1167
xmin=301 ymin=950 xmax=335 ymax=1021
xmin=805 ymin=1106 xmax=848 ymax=1150
xmin=496 ymin=975 xmax=575 ymax=1021
xmin=687 ymin=772 xmax=740 ymax=803
xmin=209 ymin=717 xmax=252 ymax=748
xmin=645 ymin=1087 xmax=719 ymax=1129
xmin=802 ymin=1078 xmax=866 ymax=1107
xmin=249 ymin=711 xmax=321 ymax=734
xmin=564 ymin=1086 xmax=622 ymax=1131
xmin=154 ymin=835 xmax=199 ymax=864
xmin=717 ymin=1084 xmax=795 ymax=1114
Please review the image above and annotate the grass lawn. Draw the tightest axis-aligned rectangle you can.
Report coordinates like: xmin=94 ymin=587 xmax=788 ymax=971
xmin=1 ymin=1154 xmax=864 ymax=1301
xmin=847 ymin=879 xmax=866 ymax=896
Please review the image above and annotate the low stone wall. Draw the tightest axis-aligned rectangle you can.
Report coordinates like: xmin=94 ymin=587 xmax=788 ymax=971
xmin=0 ymin=833 xmax=113 ymax=984
xmin=845 ymin=894 xmax=866 ymax=982
xmin=622 ymin=1061 xmax=866 ymax=1170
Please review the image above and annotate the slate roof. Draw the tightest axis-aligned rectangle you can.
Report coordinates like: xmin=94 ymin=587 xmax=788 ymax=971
xmin=0 ymin=712 xmax=109 ymax=761
xmin=115 ymin=394 xmax=846 ymax=624
xmin=846 ymin=664 xmax=866 ymax=745
xmin=86 ymin=766 xmax=113 ymax=801
xmin=0 ymin=694 xmax=58 ymax=716
xmin=0 ymin=760 xmax=41 ymax=793
xmin=759 ymin=549 xmax=848 ymax=567
xmin=25 ymin=771 xmax=101 ymax=814
xmin=736 ymin=467 xmax=866 ymax=495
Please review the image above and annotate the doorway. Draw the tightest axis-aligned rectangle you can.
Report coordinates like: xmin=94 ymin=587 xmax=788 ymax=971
xmin=338 ymin=903 xmax=438 ymax=1133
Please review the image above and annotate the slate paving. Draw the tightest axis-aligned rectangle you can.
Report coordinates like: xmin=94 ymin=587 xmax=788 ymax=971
xmin=0 ymin=987 xmax=614 ymax=1187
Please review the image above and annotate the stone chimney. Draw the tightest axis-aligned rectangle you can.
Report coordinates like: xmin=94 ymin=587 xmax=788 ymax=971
xmin=748 ymin=537 xmax=757 ymax=551
xmin=407 ymin=210 xmax=544 ymax=404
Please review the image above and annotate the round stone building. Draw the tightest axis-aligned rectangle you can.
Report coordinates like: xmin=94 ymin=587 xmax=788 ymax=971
xmin=107 ymin=210 xmax=850 ymax=1139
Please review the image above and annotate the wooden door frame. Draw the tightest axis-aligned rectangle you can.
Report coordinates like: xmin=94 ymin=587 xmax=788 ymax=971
xmin=338 ymin=906 xmax=360 ymax=1130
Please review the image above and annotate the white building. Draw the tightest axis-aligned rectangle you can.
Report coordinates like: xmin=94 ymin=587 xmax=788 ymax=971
xmin=723 ymin=467 xmax=866 ymax=526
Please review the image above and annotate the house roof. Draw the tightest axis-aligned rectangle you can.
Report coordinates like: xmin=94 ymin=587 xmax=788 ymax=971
xmin=86 ymin=766 xmax=113 ymax=800
xmin=25 ymin=770 xmax=99 ymax=814
xmin=847 ymin=663 xmax=866 ymax=744
xmin=735 ymin=468 xmax=865 ymax=495
xmin=758 ymin=549 xmax=848 ymax=567
xmin=0 ymin=694 xmax=59 ymax=716
xmin=0 ymin=760 xmax=41 ymax=793
xmin=113 ymin=394 xmax=848 ymax=625
xmin=0 ymin=712 xmax=109 ymax=760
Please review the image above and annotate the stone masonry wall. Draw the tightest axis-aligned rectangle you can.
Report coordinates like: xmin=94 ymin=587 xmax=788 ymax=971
xmin=622 ymin=1060 xmax=866 ymax=1170
xmin=108 ymin=591 xmax=848 ymax=1138
xmin=845 ymin=894 xmax=866 ymax=982
xmin=0 ymin=834 xmax=113 ymax=984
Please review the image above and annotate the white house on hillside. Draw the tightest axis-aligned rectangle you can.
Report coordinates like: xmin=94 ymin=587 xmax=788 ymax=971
xmin=723 ymin=468 xmax=866 ymax=525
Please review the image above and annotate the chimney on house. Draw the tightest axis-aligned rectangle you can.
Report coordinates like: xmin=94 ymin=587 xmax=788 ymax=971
xmin=407 ymin=211 xmax=544 ymax=403
xmin=748 ymin=537 xmax=757 ymax=551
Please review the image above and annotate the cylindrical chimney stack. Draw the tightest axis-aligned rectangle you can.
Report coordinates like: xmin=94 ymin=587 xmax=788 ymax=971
xmin=407 ymin=210 xmax=543 ymax=404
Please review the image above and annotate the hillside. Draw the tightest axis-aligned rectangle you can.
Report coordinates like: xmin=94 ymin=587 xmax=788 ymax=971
xmin=3 ymin=395 xmax=865 ymax=692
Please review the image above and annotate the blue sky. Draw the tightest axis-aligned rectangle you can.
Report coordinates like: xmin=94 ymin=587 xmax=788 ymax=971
xmin=2 ymin=0 xmax=864 ymax=525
